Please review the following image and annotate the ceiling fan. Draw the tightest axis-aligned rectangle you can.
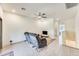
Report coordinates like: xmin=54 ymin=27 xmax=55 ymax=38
xmin=34 ymin=12 xmax=47 ymax=19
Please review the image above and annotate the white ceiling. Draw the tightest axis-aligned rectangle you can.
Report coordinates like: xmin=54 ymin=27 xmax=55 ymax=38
xmin=0 ymin=3 xmax=78 ymax=19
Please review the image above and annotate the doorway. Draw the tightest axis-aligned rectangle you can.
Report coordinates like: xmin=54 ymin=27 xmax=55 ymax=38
xmin=58 ymin=24 xmax=65 ymax=45
xmin=0 ymin=17 xmax=2 ymax=49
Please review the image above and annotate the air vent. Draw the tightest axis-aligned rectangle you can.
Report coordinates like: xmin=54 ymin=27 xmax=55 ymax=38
xmin=65 ymin=3 xmax=78 ymax=9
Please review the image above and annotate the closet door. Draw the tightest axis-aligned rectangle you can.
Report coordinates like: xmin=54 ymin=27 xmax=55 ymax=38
xmin=0 ymin=18 xmax=2 ymax=49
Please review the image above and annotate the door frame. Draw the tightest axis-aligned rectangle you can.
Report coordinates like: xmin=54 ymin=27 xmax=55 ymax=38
xmin=0 ymin=17 xmax=2 ymax=49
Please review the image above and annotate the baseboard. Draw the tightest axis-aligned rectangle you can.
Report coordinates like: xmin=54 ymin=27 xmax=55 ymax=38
xmin=1 ymin=40 xmax=26 ymax=50
xmin=12 ymin=40 xmax=26 ymax=45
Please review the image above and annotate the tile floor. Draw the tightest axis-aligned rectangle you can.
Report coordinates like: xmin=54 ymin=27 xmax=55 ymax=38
xmin=1 ymin=40 xmax=79 ymax=56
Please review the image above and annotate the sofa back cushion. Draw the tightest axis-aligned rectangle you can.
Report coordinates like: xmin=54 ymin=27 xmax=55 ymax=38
xmin=29 ymin=34 xmax=38 ymax=48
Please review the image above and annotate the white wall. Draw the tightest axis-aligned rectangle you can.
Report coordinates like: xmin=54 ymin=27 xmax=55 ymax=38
xmin=0 ymin=6 xmax=3 ymax=18
xmin=3 ymin=11 xmax=39 ymax=47
xmin=75 ymin=4 xmax=79 ymax=47
xmin=60 ymin=18 xmax=75 ymax=32
xmin=3 ymin=11 xmax=54 ymax=47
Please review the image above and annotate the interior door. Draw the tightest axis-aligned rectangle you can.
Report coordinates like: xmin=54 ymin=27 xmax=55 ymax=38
xmin=58 ymin=24 xmax=65 ymax=45
xmin=0 ymin=18 xmax=2 ymax=49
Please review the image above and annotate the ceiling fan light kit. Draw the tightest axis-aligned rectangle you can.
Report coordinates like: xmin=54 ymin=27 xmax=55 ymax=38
xmin=38 ymin=12 xmax=47 ymax=18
